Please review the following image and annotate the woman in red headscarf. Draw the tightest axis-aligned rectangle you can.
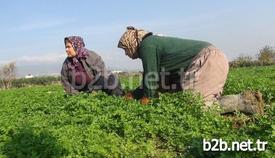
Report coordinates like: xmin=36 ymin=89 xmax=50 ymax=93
xmin=61 ymin=36 xmax=124 ymax=96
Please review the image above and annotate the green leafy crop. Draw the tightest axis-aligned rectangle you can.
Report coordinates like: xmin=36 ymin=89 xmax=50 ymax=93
xmin=0 ymin=66 xmax=274 ymax=158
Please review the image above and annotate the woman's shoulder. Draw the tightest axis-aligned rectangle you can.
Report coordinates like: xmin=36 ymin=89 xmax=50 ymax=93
xmin=140 ymin=35 xmax=158 ymax=48
xmin=61 ymin=58 xmax=71 ymax=71
xmin=86 ymin=50 xmax=101 ymax=59
xmin=62 ymin=57 xmax=70 ymax=65
xmin=84 ymin=50 xmax=105 ymax=67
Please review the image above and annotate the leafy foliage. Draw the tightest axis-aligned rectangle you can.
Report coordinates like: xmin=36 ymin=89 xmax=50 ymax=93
xmin=224 ymin=66 xmax=275 ymax=103
xmin=0 ymin=66 xmax=274 ymax=157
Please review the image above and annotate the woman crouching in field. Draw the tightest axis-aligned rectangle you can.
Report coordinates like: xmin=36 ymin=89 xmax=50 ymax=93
xmin=118 ymin=26 xmax=264 ymax=115
xmin=61 ymin=36 xmax=124 ymax=96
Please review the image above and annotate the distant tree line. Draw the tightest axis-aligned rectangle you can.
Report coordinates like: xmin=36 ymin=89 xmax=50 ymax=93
xmin=230 ymin=45 xmax=275 ymax=68
xmin=11 ymin=76 xmax=61 ymax=88
xmin=0 ymin=62 xmax=60 ymax=89
xmin=0 ymin=45 xmax=274 ymax=89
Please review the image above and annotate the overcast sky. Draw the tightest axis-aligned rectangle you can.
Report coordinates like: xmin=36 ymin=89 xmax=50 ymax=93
xmin=1 ymin=0 xmax=275 ymax=76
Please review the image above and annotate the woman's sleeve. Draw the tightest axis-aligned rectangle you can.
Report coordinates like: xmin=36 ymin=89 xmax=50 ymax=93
xmin=60 ymin=63 xmax=79 ymax=95
xmin=140 ymin=45 xmax=159 ymax=98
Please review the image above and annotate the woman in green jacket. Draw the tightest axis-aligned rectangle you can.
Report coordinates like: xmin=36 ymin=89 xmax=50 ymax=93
xmin=118 ymin=26 xmax=264 ymax=115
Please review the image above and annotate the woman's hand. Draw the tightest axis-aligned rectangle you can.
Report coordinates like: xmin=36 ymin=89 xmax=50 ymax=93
xmin=124 ymin=92 xmax=134 ymax=100
xmin=140 ymin=96 xmax=150 ymax=105
xmin=124 ymin=92 xmax=150 ymax=105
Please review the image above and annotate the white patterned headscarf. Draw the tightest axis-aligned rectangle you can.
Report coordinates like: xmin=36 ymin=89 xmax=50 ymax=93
xmin=118 ymin=26 xmax=152 ymax=59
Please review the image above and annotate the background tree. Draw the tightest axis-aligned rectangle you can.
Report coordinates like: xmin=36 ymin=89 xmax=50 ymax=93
xmin=229 ymin=54 xmax=255 ymax=67
xmin=258 ymin=45 xmax=275 ymax=65
xmin=0 ymin=62 xmax=16 ymax=89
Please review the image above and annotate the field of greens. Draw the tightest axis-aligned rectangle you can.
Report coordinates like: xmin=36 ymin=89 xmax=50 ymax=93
xmin=0 ymin=66 xmax=274 ymax=158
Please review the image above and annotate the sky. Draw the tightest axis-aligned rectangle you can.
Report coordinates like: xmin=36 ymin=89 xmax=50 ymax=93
xmin=0 ymin=0 xmax=275 ymax=77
